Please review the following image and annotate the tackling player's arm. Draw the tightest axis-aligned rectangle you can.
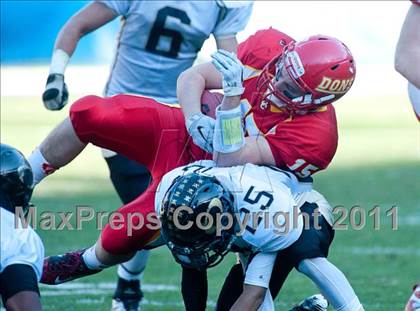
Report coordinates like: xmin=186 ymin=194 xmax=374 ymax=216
xmin=395 ymin=2 xmax=420 ymax=88
xmin=177 ymin=63 xmax=224 ymax=119
xmin=177 ymin=31 xmax=241 ymax=120
xmin=177 ymin=62 xmax=224 ymax=153
xmin=214 ymin=135 xmax=276 ymax=167
xmin=230 ymin=251 xmax=277 ymax=311
xmin=178 ymin=52 xmax=276 ymax=166
xmin=230 ymin=284 xmax=266 ymax=311
xmin=43 ymin=2 xmax=117 ymax=110
xmin=179 ymin=1 xmax=252 ymax=152
xmin=209 ymin=48 xmax=276 ymax=166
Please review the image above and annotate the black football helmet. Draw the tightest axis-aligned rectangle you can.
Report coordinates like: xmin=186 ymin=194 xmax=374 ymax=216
xmin=0 ymin=144 xmax=34 ymax=210
xmin=160 ymin=172 xmax=236 ymax=270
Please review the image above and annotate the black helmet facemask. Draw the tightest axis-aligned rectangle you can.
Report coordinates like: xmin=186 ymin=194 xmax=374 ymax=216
xmin=160 ymin=173 xmax=236 ymax=270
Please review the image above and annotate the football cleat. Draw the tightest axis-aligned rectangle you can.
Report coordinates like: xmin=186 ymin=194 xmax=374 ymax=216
xmin=111 ymin=278 xmax=143 ymax=311
xmin=289 ymin=294 xmax=329 ymax=311
xmin=405 ymin=284 xmax=420 ymax=311
xmin=40 ymin=249 xmax=101 ymax=284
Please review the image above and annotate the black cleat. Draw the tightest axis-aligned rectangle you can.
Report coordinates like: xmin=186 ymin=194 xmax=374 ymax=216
xmin=111 ymin=278 xmax=144 ymax=311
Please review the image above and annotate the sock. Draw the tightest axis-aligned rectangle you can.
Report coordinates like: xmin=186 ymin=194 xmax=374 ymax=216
xmin=182 ymin=267 xmax=208 ymax=311
xmin=82 ymin=245 xmax=109 ymax=270
xmin=298 ymin=257 xmax=363 ymax=311
xmin=117 ymin=250 xmax=149 ymax=281
xmin=27 ymin=147 xmax=57 ymax=185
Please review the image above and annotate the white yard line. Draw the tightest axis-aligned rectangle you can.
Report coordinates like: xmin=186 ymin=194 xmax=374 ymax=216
xmin=398 ymin=215 xmax=420 ymax=226
xmin=41 ymin=282 xmax=178 ymax=297
xmin=40 ymin=282 xmax=217 ymax=307
xmin=74 ymin=297 xmax=217 ymax=307
xmin=343 ymin=246 xmax=420 ymax=256
xmin=40 ymin=282 xmax=177 ymax=292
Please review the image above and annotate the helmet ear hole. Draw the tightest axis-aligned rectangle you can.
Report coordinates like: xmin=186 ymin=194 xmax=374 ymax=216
xmin=330 ymin=64 xmax=339 ymax=70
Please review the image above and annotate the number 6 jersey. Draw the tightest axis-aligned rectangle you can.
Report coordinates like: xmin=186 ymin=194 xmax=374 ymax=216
xmin=97 ymin=0 xmax=253 ymax=102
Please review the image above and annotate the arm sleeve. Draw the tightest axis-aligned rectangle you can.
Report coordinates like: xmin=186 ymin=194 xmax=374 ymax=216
xmin=244 ymin=252 xmax=277 ymax=288
xmin=95 ymin=0 xmax=131 ymax=16
xmin=212 ymin=2 xmax=253 ymax=38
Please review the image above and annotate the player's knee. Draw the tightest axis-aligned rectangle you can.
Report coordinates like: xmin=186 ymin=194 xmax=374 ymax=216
xmin=69 ymin=95 xmax=107 ymax=143
xmin=70 ymin=95 xmax=104 ymax=122
xmin=70 ymin=95 xmax=103 ymax=112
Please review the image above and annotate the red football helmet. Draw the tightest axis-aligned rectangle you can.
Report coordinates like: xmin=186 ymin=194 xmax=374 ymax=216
xmin=257 ymin=35 xmax=356 ymax=114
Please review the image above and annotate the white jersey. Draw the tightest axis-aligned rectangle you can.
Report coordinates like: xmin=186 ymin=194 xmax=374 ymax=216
xmin=155 ymin=160 xmax=306 ymax=254
xmin=0 ymin=207 xmax=44 ymax=281
xmin=98 ymin=0 xmax=253 ymax=102
xmin=155 ymin=161 xmax=333 ymax=310
xmin=155 ymin=161 xmax=312 ymax=292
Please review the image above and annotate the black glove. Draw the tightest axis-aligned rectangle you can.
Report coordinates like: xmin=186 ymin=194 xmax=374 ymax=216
xmin=42 ymin=73 xmax=69 ymax=110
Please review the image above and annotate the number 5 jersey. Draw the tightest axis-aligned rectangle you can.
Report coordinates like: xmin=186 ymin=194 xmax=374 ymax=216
xmin=155 ymin=160 xmax=330 ymax=254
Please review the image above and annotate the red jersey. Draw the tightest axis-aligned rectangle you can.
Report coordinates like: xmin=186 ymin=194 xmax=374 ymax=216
xmin=67 ymin=29 xmax=339 ymax=255
xmin=237 ymin=28 xmax=338 ymax=178
xmin=412 ymin=0 xmax=420 ymax=6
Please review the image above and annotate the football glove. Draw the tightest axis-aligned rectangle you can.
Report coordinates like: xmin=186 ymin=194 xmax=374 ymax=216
xmin=211 ymin=49 xmax=244 ymax=97
xmin=186 ymin=112 xmax=215 ymax=153
xmin=42 ymin=73 xmax=69 ymax=111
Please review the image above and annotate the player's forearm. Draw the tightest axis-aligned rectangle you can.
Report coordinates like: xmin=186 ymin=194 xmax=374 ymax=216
xmin=51 ymin=2 xmax=117 ymax=72
xmin=213 ymin=136 xmax=276 ymax=167
xmin=54 ymin=24 xmax=85 ymax=59
xmin=230 ymin=291 xmax=264 ymax=311
xmin=215 ymin=36 xmax=238 ymax=53
xmin=177 ymin=70 xmax=207 ymax=119
xmin=220 ymin=95 xmax=241 ymax=111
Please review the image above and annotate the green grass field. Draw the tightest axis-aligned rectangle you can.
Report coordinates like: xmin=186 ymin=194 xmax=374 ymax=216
xmin=1 ymin=94 xmax=419 ymax=310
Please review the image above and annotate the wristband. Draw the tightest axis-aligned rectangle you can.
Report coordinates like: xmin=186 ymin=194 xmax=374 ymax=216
xmin=224 ymin=84 xmax=245 ymax=97
xmin=49 ymin=49 xmax=70 ymax=75
xmin=186 ymin=112 xmax=202 ymax=131
xmin=213 ymin=105 xmax=245 ymax=153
